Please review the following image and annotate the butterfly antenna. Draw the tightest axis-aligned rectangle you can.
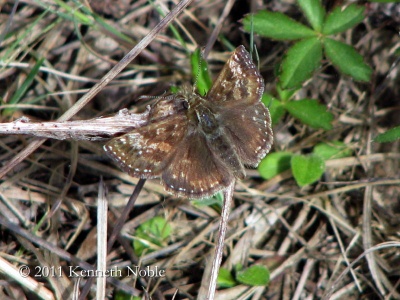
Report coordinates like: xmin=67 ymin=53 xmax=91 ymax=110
xmin=137 ymin=94 xmax=158 ymax=104
xmin=138 ymin=91 xmax=171 ymax=105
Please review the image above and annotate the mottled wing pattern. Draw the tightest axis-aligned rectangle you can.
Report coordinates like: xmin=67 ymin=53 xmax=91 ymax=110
xmin=218 ymin=103 xmax=273 ymax=166
xmin=208 ymin=46 xmax=272 ymax=166
xmin=207 ymin=45 xmax=264 ymax=105
xmin=149 ymin=94 xmax=187 ymax=122
xmin=104 ymin=114 xmax=187 ymax=179
xmin=161 ymin=132 xmax=233 ymax=198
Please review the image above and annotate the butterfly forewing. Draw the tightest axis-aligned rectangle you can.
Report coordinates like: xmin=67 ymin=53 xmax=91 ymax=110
xmin=161 ymin=132 xmax=233 ymax=198
xmin=207 ymin=45 xmax=264 ymax=105
xmin=104 ymin=114 xmax=188 ymax=178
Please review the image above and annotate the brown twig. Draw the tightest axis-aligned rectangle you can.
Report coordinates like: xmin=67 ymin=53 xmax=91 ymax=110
xmin=0 ymin=108 xmax=149 ymax=141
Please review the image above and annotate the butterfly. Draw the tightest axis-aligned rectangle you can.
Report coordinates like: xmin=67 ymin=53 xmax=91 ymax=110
xmin=104 ymin=45 xmax=273 ymax=198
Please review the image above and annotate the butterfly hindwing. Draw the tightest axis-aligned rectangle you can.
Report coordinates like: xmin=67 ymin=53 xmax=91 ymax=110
xmin=161 ymin=131 xmax=233 ymax=198
xmin=218 ymin=103 xmax=273 ymax=166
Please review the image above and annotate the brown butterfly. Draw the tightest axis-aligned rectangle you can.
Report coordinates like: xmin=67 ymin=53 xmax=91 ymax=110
xmin=104 ymin=46 xmax=273 ymax=198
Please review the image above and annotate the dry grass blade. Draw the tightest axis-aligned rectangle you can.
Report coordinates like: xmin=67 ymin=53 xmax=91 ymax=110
xmin=0 ymin=256 xmax=54 ymax=300
xmin=96 ymin=178 xmax=107 ymax=300
xmin=200 ymin=181 xmax=234 ymax=300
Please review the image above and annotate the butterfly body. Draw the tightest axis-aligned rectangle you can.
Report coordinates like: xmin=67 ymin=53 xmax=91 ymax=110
xmin=189 ymin=96 xmax=246 ymax=180
xmin=104 ymin=46 xmax=273 ymax=198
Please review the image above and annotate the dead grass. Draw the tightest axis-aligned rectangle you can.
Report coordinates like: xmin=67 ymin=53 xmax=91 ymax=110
xmin=0 ymin=0 xmax=399 ymax=299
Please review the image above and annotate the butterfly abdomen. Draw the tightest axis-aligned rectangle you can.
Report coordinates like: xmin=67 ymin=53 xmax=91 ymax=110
xmin=194 ymin=104 xmax=245 ymax=179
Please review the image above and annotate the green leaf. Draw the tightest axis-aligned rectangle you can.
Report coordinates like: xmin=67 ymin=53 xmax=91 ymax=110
xmin=234 ymin=263 xmax=244 ymax=272
xmin=9 ymin=58 xmax=45 ymax=105
xmin=52 ymin=0 xmax=94 ymax=25
xmin=322 ymin=4 xmax=365 ymax=35
xmin=217 ymin=268 xmax=237 ymax=288
xmin=374 ymin=126 xmax=400 ymax=143
xmin=192 ymin=192 xmax=224 ymax=208
xmin=191 ymin=48 xmax=212 ymax=96
xmin=114 ymin=291 xmax=141 ymax=300
xmin=242 ymin=11 xmax=316 ymax=40
xmin=298 ymin=0 xmax=326 ymax=32
xmin=291 ymin=154 xmax=325 ymax=187
xmin=262 ymin=94 xmax=285 ymax=125
xmin=276 ymin=84 xmax=298 ymax=102
xmin=149 ymin=1 xmax=188 ymax=50
xmin=4 ymin=58 xmax=45 ymax=115
xmin=258 ymin=152 xmax=293 ymax=179
xmin=313 ymin=141 xmax=352 ymax=160
xmin=284 ymin=99 xmax=333 ymax=130
xmin=170 ymin=86 xmax=179 ymax=93
xmin=236 ymin=265 xmax=270 ymax=286
xmin=93 ymin=14 xmax=135 ymax=44
xmin=133 ymin=217 xmax=171 ymax=256
xmin=324 ymin=38 xmax=372 ymax=82
xmin=279 ymin=37 xmax=323 ymax=89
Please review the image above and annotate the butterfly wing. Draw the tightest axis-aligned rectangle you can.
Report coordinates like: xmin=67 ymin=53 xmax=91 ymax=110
xmin=207 ymin=45 xmax=264 ymax=105
xmin=104 ymin=114 xmax=188 ymax=178
xmin=161 ymin=131 xmax=234 ymax=198
xmin=207 ymin=46 xmax=273 ymax=166
xmin=217 ymin=102 xmax=273 ymax=166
